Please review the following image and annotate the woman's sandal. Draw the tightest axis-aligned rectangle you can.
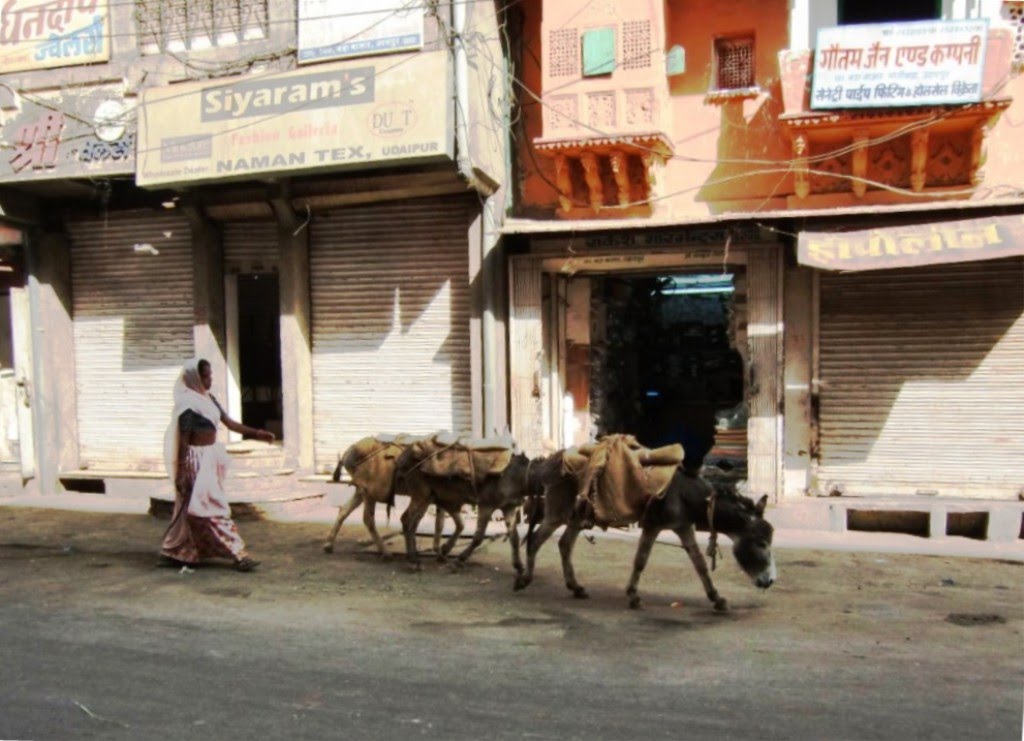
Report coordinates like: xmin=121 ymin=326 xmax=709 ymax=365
xmin=235 ymin=556 xmax=261 ymax=572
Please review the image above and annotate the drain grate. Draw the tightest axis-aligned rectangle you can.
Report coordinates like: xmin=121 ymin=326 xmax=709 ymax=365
xmin=847 ymin=509 xmax=929 ymax=537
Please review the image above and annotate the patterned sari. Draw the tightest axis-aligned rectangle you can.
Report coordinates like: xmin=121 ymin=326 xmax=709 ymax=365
xmin=160 ymin=360 xmax=250 ymax=565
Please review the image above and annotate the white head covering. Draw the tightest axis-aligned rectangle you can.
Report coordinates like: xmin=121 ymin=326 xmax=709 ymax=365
xmin=163 ymin=358 xmax=222 ymax=484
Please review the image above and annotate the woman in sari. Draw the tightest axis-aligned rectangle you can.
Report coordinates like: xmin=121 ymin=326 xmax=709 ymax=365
xmin=160 ymin=358 xmax=275 ymax=571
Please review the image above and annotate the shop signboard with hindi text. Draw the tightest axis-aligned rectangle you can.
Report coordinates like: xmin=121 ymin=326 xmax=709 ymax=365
xmin=0 ymin=0 xmax=109 ymax=73
xmin=811 ymin=19 xmax=987 ymax=109
xmin=136 ymin=51 xmax=452 ymax=188
xmin=0 ymin=88 xmax=134 ymax=183
xmin=297 ymin=0 xmax=424 ymax=64
xmin=797 ymin=214 xmax=1024 ymax=272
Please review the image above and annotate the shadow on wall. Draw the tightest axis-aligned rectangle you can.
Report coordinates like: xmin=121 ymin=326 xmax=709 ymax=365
xmin=308 ymin=197 xmax=475 ymax=436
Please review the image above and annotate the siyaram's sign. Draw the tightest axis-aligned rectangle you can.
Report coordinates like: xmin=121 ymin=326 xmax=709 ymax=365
xmin=798 ymin=214 xmax=1024 ymax=272
xmin=136 ymin=51 xmax=453 ymax=188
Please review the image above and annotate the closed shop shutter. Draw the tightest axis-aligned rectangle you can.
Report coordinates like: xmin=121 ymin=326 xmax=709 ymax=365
xmin=66 ymin=212 xmax=194 ymax=470
xmin=817 ymin=257 xmax=1024 ymax=498
xmin=309 ymin=196 xmax=473 ymax=469
xmin=222 ymin=221 xmax=278 ymax=273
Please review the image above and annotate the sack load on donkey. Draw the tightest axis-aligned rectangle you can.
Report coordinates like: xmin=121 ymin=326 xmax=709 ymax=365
xmin=324 ymin=433 xmax=459 ymax=558
xmin=518 ymin=433 xmax=775 ymax=612
xmin=396 ymin=431 xmax=533 ymax=573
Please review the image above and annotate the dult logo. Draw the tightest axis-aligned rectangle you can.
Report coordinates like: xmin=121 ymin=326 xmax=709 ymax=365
xmin=200 ymin=67 xmax=376 ymax=122
xmin=369 ymin=102 xmax=417 ymax=137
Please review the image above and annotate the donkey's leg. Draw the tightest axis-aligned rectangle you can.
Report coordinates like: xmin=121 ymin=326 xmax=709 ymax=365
xmin=625 ymin=526 xmax=661 ymax=609
xmin=514 ymin=515 xmax=560 ymax=591
xmin=431 ymin=506 xmax=446 ymax=559
xmin=676 ymin=525 xmax=729 ymax=612
xmin=455 ymin=505 xmax=492 ymax=564
xmin=504 ymin=507 xmax=524 ymax=577
xmin=360 ymin=500 xmax=390 ymax=559
xmin=439 ymin=505 xmax=465 ymax=558
xmin=323 ymin=490 xmax=365 ymax=553
xmin=557 ymin=520 xmax=589 ymax=599
xmin=400 ymin=497 xmax=431 ymax=572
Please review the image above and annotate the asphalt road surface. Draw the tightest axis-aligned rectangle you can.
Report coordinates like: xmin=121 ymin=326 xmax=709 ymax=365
xmin=1 ymin=507 xmax=1022 ymax=740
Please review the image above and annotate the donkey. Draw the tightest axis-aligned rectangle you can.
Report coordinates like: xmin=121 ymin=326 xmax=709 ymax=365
xmin=397 ymin=449 xmax=535 ymax=574
xmin=515 ymin=451 xmax=776 ymax=612
xmin=324 ymin=438 xmax=463 ymax=559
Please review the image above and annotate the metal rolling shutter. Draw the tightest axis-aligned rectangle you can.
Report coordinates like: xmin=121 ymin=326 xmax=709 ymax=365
xmin=67 ymin=212 xmax=194 ymax=470
xmin=310 ymin=197 xmax=473 ymax=469
xmin=817 ymin=257 xmax=1024 ymax=499
xmin=222 ymin=221 xmax=278 ymax=272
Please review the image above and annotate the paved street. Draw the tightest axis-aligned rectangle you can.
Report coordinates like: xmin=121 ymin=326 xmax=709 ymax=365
xmin=1 ymin=504 xmax=1022 ymax=740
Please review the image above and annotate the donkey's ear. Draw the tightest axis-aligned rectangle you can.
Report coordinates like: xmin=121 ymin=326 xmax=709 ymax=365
xmin=755 ymin=494 xmax=768 ymax=515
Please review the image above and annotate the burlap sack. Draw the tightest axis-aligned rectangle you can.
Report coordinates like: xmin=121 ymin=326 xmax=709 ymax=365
xmin=573 ymin=435 xmax=683 ymax=527
xmin=340 ymin=434 xmax=406 ymax=502
xmin=409 ymin=432 xmax=515 ymax=484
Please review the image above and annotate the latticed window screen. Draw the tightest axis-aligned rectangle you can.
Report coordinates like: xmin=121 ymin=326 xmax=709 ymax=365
xmin=1006 ymin=1 xmax=1024 ymax=70
xmin=548 ymin=28 xmax=580 ymax=77
xmin=135 ymin=0 xmax=269 ymax=54
xmin=622 ymin=20 xmax=651 ymax=70
xmin=714 ymin=36 xmax=755 ymax=90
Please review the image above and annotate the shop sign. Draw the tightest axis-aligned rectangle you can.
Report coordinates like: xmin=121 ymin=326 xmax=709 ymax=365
xmin=797 ymin=214 xmax=1024 ymax=271
xmin=136 ymin=51 xmax=452 ymax=188
xmin=811 ymin=19 xmax=987 ymax=109
xmin=0 ymin=90 xmax=134 ymax=183
xmin=0 ymin=0 xmax=109 ymax=73
xmin=297 ymin=0 xmax=423 ymax=64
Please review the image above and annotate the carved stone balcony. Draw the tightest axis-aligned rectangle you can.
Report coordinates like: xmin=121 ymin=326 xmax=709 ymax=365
xmin=534 ymin=132 xmax=672 ymax=213
xmin=777 ymin=28 xmax=1014 ymax=207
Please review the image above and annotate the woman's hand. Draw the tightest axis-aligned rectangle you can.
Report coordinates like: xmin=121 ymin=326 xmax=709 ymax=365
xmin=256 ymin=429 xmax=276 ymax=443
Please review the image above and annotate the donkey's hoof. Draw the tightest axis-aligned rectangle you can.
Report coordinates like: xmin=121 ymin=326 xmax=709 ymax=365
xmin=713 ymin=597 xmax=730 ymax=613
xmin=513 ymin=576 xmax=529 ymax=591
xmin=571 ymin=586 xmax=590 ymax=600
xmin=379 ymin=552 xmax=393 ymax=563
xmin=628 ymin=595 xmax=642 ymax=610
xmin=405 ymin=561 xmax=423 ymax=573
xmin=322 ymin=543 xmax=334 ymax=554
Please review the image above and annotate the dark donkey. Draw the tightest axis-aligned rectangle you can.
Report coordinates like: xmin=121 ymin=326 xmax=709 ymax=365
xmin=397 ymin=448 xmax=534 ymax=574
xmin=516 ymin=451 xmax=776 ymax=612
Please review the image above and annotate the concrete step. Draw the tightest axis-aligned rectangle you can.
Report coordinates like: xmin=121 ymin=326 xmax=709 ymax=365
xmin=768 ymin=496 xmax=1024 ymax=544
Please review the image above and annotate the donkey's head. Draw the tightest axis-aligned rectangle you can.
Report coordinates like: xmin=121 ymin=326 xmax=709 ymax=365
xmin=722 ymin=490 xmax=776 ymax=590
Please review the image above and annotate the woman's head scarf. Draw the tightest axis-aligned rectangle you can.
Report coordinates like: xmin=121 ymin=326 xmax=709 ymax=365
xmin=163 ymin=358 xmax=222 ymax=483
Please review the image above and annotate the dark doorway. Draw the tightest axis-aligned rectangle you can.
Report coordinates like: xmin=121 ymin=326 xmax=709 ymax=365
xmin=839 ymin=0 xmax=939 ymax=24
xmin=592 ymin=272 xmax=744 ymax=465
xmin=237 ymin=273 xmax=283 ymax=439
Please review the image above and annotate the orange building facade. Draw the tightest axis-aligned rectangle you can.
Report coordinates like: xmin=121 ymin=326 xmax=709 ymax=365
xmin=504 ymin=0 xmax=1024 ymax=526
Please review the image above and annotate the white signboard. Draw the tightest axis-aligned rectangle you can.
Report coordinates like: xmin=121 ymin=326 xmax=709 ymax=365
xmin=811 ymin=19 xmax=988 ymax=109
xmin=0 ymin=0 xmax=109 ymax=73
xmin=298 ymin=0 xmax=424 ymax=64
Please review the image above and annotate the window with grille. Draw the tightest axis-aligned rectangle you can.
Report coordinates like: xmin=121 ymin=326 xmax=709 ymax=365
xmin=713 ymin=36 xmax=755 ymax=90
xmin=135 ymin=0 xmax=269 ymax=54
xmin=548 ymin=28 xmax=580 ymax=78
xmin=622 ymin=20 xmax=651 ymax=70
